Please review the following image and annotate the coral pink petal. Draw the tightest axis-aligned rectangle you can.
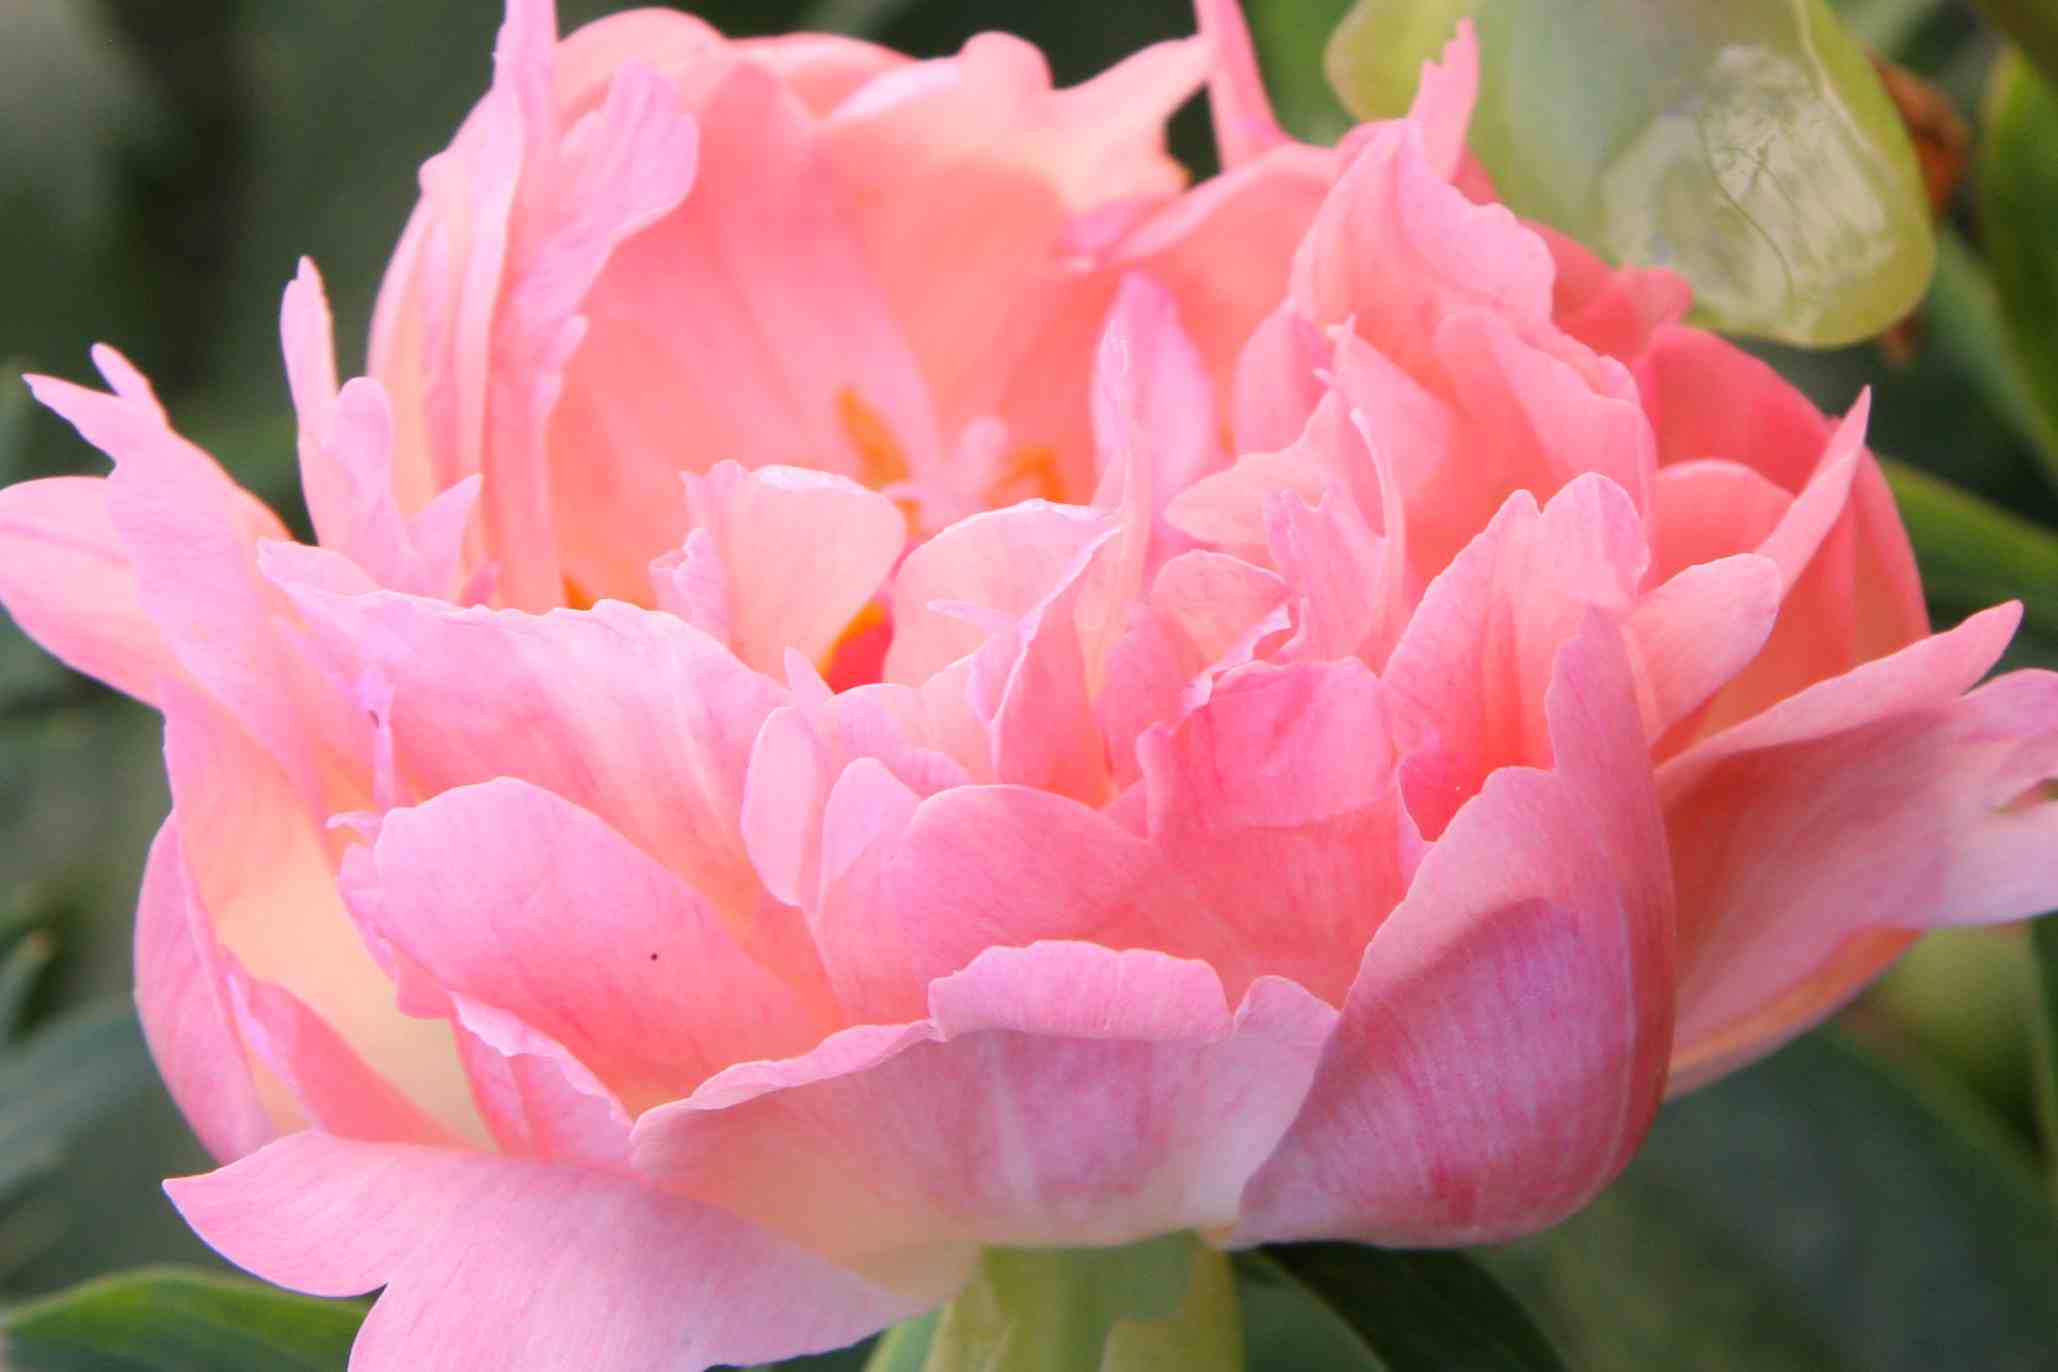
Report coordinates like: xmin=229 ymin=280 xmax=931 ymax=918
xmin=260 ymin=560 xmax=799 ymax=967
xmin=1405 ymin=21 xmax=1480 ymax=183
xmin=1383 ymin=475 xmax=1649 ymax=835
xmin=160 ymin=677 xmax=485 ymax=1147
xmin=1194 ymin=0 xmax=1289 ymax=166
xmin=1236 ymin=616 xmax=1673 ymax=1246
xmin=1662 ymin=605 xmax=2058 ymax=1082
xmin=133 ymin=820 xmax=276 ymax=1162
xmin=634 ymin=943 xmax=1335 ymax=1264
xmin=680 ymin=463 xmax=907 ymax=676
xmin=551 ymin=57 xmax=939 ymax=602
xmin=364 ymin=779 xmax=835 ymax=1113
xmin=1534 ymin=222 xmax=1691 ymax=360
xmin=1229 ymin=305 xmax=1329 ymax=455
xmin=0 ymin=475 xmax=173 ymax=703
xmin=1136 ymin=661 xmax=1421 ymax=1004
xmin=168 ymin=1133 xmax=934 ymax=1372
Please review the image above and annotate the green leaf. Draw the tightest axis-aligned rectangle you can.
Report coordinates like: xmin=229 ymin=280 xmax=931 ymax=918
xmin=1 ymin=1266 xmax=364 ymax=1372
xmin=1484 ymin=1029 xmax=2058 ymax=1370
xmin=1246 ymin=0 xmax=1358 ymax=145
xmin=1981 ymin=48 xmax=2058 ymax=496
xmin=1882 ymin=459 xmax=2058 ymax=667
xmin=0 ymin=1001 xmax=159 ymax=1202
xmin=0 ymin=929 xmax=55 ymax=1041
xmin=2031 ymin=915 xmax=2058 ymax=1195
xmin=1238 ymin=1245 xmax=1566 ymax=1372
xmin=868 ymin=1234 xmax=1240 ymax=1372
xmin=1970 ymin=1 xmax=2058 ymax=89
xmin=1324 ymin=0 xmax=1937 ymax=345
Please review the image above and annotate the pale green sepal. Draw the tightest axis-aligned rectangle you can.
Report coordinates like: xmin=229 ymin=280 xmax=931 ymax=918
xmin=866 ymin=1233 xmax=1243 ymax=1372
xmin=1323 ymin=0 xmax=1937 ymax=346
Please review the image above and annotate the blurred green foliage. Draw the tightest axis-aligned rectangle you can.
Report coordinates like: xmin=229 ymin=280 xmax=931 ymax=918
xmin=2 ymin=0 xmax=2057 ymax=1366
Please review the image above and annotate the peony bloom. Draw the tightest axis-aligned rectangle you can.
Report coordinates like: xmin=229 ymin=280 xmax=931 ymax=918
xmin=2 ymin=0 xmax=2056 ymax=1365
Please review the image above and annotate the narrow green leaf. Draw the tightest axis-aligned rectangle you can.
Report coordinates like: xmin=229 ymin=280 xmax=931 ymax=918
xmin=1 ymin=1266 xmax=364 ymax=1372
xmin=1324 ymin=0 xmax=1937 ymax=344
xmin=2031 ymin=915 xmax=2058 ymax=1195
xmin=1240 ymin=1245 xmax=1567 ymax=1372
xmin=1981 ymin=48 xmax=2058 ymax=497
xmin=1923 ymin=228 xmax=2058 ymax=482
xmin=1882 ymin=459 xmax=2058 ymax=664
xmin=0 ymin=1001 xmax=158 ymax=1201
xmin=0 ymin=928 xmax=55 ymax=1040
xmin=860 ymin=1314 xmax=938 ymax=1372
xmin=1485 ymin=1030 xmax=2058 ymax=1371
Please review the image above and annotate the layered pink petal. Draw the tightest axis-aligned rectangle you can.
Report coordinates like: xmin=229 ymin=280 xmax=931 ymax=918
xmin=548 ymin=55 xmax=938 ymax=602
xmin=27 ymin=354 xmax=357 ymax=807
xmin=665 ymin=462 xmax=907 ymax=676
xmin=1194 ymin=0 xmax=1288 ymax=167
xmin=0 ymin=475 xmax=173 ymax=703
xmin=1662 ymin=605 xmax=2058 ymax=1085
xmin=133 ymin=820 xmax=276 ymax=1162
xmin=169 ymin=1133 xmax=933 ymax=1372
xmin=635 ymin=943 xmax=1335 ymax=1264
xmin=261 ymin=554 xmax=796 ymax=968
xmin=160 ymin=677 xmax=484 ymax=1146
xmin=359 ymin=779 xmax=837 ymax=1113
xmin=1237 ymin=616 xmax=1674 ymax=1246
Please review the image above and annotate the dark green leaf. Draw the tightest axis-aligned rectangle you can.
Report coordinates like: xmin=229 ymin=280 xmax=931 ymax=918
xmin=1239 ymin=1245 xmax=1566 ymax=1372
xmin=0 ymin=1002 xmax=158 ymax=1202
xmin=0 ymin=930 xmax=55 ymax=1041
xmin=1324 ymin=0 xmax=1937 ymax=344
xmin=1484 ymin=1030 xmax=2058 ymax=1371
xmin=1981 ymin=48 xmax=2058 ymax=496
xmin=2031 ymin=915 xmax=2058 ymax=1190
xmin=1883 ymin=459 xmax=2058 ymax=668
xmin=1 ymin=1266 xmax=363 ymax=1372
xmin=1970 ymin=1 xmax=2058 ymax=89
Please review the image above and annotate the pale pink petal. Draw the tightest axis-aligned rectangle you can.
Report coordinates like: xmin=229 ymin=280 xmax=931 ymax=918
xmin=1194 ymin=0 xmax=1289 ymax=166
xmin=1406 ymin=22 xmax=1480 ymax=182
xmin=1089 ymin=274 xmax=1222 ymax=518
xmin=260 ymin=557 xmax=800 ymax=973
xmin=1662 ymin=605 xmax=2058 ymax=1084
xmin=0 ymin=475 xmax=174 ymax=703
xmin=679 ymin=462 xmax=906 ymax=676
xmin=1135 ymin=661 xmax=1422 ymax=1004
xmin=635 ymin=943 xmax=1335 ymax=1264
xmin=1229 ymin=305 xmax=1328 ymax=454
xmin=168 ymin=1133 xmax=936 ymax=1372
xmin=884 ymin=501 xmax=1112 ymax=685
xmin=1624 ymin=553 xmax=1782 ymax=742
xmin=26 ymin=358 xmax=356 ymax=808
xmin=807 ymin=776 xmax=1208 ymax=1022
xmin=159 ymin=677 xmax=486 ymax=1147
xmin=361 ymin=778 xmax=836 ymax=1113
xmin=549 ymin=55 xmax=939 ymax=603
xmin=133 ymin=820 xmax=277 ymax=1162
xmin=1237 ymin=616 xmax=1673 ymax=1246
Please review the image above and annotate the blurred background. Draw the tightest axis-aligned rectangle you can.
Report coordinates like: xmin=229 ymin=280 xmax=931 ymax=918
xmin=1 ymin=2 xmax=2055 ymax=1369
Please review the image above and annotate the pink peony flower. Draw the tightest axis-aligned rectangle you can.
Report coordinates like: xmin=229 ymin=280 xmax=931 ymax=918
xmin=2 ymin=0 xmax=2055 ymax=1365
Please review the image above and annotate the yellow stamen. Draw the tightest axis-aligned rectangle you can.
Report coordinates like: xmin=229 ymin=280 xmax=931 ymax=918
xmin=562 ymin=576 xmax=596 ymax=611
xmin=837 ymin=387 xmax=910 ymax=489
xmin=986 ymin=444 xmax=1066 ymax=504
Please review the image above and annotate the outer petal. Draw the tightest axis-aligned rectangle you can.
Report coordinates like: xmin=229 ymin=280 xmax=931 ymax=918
xmin=161 ymin=677 xmax=484 ymax=1147
xmin=361 ymin=779 xmax=836 ymax=1113
xmin=1236 ymin=617 xmax=1674 ymax=1247
xmin=1662 ymin=605 xmax=2058 ymax=1087
xmin=0 ymin=475 xmax=174 ymax=703
xmin=635 ymin=943 xmax=1335 ymax=1267
xmin=168 ymin=1133 xmax=933 ymax=1372
xmin=27 ymin=355 xmax=357 ymax=808
xmin=133 ymin=819 xmax=276 ymax=1162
